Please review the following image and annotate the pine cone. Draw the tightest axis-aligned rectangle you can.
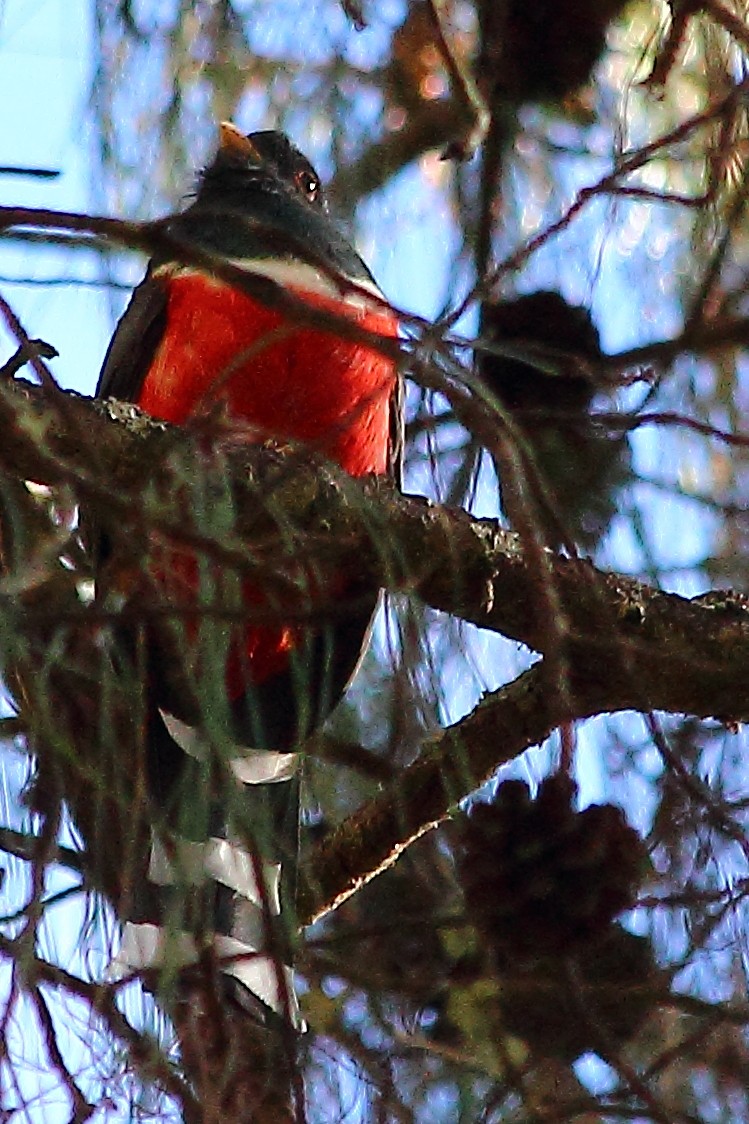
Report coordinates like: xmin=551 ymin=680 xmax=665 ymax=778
xmin=479 ymin=0 xmax=629 ymax=105
xmin=478 ymin=291 xmax=629 ymax=549
xmin=480 ymin=292 xmax=602 ymax=414
xmin=458 ymin=775 xmax=647 ymax=964
xmin=500 ymin=925 xmax=660 ymax=1061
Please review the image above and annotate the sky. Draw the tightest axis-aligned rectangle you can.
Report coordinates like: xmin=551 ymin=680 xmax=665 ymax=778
xmin=0 ymin=0 xmax=113 ymax=394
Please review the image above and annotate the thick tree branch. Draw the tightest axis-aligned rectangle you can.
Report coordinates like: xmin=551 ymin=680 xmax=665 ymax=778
xmin=301 ymin=662 xmax=550 ymax=923
xmin=2 ymin=378 xmax=749 ymax=719
xmin=298 ymin=611 xmax=742 ymax=922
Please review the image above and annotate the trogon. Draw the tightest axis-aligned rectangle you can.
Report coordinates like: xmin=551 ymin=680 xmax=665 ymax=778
xmin=95 ymin=123 xmax=401 ymax=1028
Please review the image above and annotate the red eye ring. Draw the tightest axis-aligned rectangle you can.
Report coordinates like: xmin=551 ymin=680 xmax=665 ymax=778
xmin=295 ymin=169 xmax=319 ymax=201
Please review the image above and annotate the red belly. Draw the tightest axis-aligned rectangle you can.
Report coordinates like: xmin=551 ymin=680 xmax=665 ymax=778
xmin=139 ymin=274 xmax=398 ymax=693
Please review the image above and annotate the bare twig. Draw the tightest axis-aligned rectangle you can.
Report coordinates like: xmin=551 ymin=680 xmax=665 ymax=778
xmin=0 ymin=293 xmax=59 ymax=383
xmin=446 ymin=73 xmax=749 ymax=320
xmin=0 ymin=339 xmax=59 ymax=380
xmin=29 ymin=984 xmax=95 ymax=1124
xmin=0 ymin=826 xmax=86 ymax=876
xmin=425 ymin=0 xmax=490 ymax=161
xmin=0 ymin=934 xmax=200 ymax=1120
xmin=0 ymin=165 xmax=60 ymax=179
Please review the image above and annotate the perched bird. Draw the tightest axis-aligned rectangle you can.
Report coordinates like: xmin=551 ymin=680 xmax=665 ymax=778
xmin=95 ymin=124 xmax=401 ymax=1028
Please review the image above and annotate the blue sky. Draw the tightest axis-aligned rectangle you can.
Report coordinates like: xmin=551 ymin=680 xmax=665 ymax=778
xmin=0 ymin=0 xmax=113 ymax=393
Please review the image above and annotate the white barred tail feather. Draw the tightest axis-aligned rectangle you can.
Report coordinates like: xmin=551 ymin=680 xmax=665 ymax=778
xmin=107 ymin=708 xmax=305 ymax=1030
xmin=101 ymin=565 xmax=381 ymax=1029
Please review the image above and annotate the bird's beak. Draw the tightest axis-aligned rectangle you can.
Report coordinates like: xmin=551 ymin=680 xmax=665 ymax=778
xmin=218 ymin=122 xmax=263 ymax=164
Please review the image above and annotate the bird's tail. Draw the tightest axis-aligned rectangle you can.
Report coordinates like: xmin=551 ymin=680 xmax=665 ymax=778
xmin=108 ymin=707 xmax=305 ymax=1030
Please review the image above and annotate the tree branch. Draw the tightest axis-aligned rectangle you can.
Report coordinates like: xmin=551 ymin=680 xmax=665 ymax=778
xmin=3 ymin=378 xmax=749 ymax=715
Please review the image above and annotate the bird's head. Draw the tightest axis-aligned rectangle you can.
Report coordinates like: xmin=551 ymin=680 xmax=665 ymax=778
xmin=199 ymin=122 xmax=327 ymax=212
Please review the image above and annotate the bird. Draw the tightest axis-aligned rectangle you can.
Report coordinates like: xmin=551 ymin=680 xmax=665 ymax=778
xmin=94 ymin=123 xmax=402 ymax=1029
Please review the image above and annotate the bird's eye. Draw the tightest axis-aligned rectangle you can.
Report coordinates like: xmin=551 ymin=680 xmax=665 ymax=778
xmin=295 ymin=169 xmax=319 ymax=202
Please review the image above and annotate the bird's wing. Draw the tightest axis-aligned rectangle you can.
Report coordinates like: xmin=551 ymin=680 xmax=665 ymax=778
xmin=97 ymin=270 xmax=168 ymax=402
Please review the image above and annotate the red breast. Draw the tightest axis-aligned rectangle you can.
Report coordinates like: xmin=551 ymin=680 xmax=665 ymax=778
xmin=138 ymin=272 xmax=398 ymax=476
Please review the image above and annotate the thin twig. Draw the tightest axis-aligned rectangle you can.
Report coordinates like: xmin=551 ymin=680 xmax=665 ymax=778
xmin=0 ymin=339 xmax=59 ymax=380
xmin=29 ymin=983 xmax=95 ymax=1123
xmin=425 ymin=0 xmax=490 ymax=160
xmin=0 ymin=933 xmax=200 ymax=1120
xmin=447 ymin=73 xmax=749 ymax=324
xmin=0 ymin=294 xmax=58 ymax=384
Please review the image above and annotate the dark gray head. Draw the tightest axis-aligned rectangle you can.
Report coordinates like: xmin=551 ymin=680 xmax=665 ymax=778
xmin=199 ymin=122 xmax=327 ymax=212
xmin=182 ymin=123 xmax=376 ymax=290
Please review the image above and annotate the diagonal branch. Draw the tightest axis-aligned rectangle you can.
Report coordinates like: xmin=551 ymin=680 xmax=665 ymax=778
xmin=2 ymin=378 xmax=749 ymax=721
